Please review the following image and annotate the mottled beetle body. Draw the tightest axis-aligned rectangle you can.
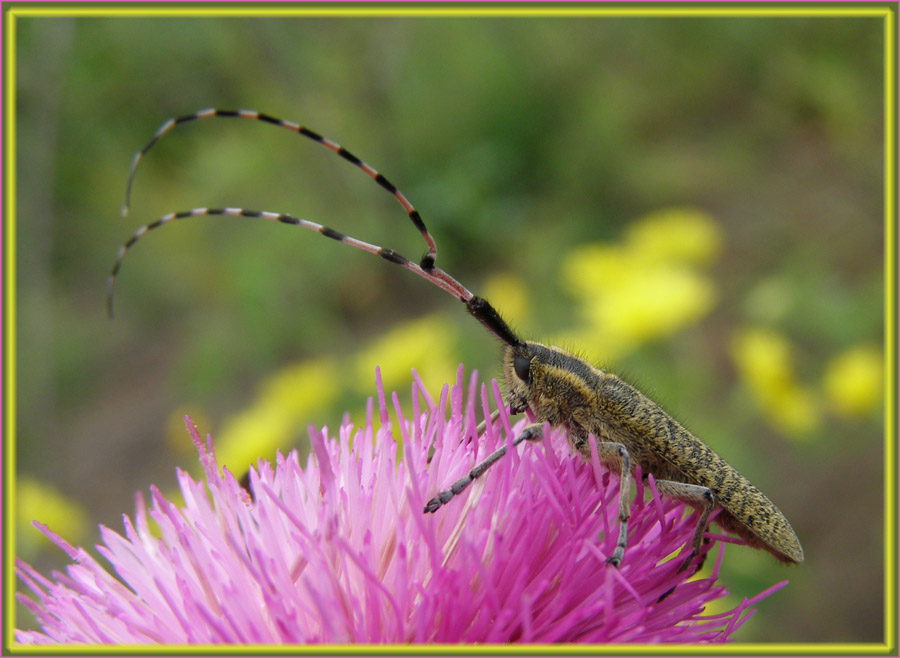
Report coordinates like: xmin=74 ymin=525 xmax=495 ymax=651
xmin=110 ymin=109 xmax=804 ymax=572
xmin=503 ymin=341 xmax=804 ymax=565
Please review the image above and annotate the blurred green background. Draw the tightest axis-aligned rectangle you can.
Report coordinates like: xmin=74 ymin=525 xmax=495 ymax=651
xmin=14 ymin=11 xmax=886 ymax=644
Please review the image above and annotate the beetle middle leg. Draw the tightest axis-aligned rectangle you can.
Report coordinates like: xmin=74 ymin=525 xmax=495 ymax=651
xmin=586 ymin=440 xmax=632 ymax=568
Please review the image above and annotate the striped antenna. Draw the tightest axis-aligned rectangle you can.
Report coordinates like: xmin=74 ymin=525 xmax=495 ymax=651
xmin=109 ymin=111 xmax=523 ymax=349
xmin=122 ymin=108 xmax=437 ymax=264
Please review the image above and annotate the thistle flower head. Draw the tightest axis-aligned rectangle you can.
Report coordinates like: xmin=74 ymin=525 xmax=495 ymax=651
xmin=16 ymin=366 xmax=786 ymax=644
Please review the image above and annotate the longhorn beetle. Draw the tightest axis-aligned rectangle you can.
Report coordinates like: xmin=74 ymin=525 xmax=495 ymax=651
xmin=109 ymin=109 xmax=804 ymax=570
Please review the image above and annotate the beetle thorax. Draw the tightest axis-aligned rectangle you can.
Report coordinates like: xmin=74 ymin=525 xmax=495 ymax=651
xmin=502 ymin=341 xmax=604 ymax=434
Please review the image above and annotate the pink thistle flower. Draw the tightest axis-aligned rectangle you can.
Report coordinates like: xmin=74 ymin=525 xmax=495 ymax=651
xmin=16 ymin=366 xmax=787 ymax=645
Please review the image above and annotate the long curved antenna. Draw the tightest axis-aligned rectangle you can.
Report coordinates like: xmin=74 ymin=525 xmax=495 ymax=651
xmin=111 ymin=115 xmax=523 ymax=348
xmin=107 ymin=207 xmax=521 ymax=347
xmin=122 ymin=109 xmax=437 ymax=265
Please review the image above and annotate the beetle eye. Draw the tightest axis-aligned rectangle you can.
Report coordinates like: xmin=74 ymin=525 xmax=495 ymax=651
xmin=513 ymin=355 xmax=532 ymax=383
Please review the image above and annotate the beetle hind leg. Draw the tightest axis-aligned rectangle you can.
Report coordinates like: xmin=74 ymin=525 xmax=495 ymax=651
xmin=653 ymin=479 xmax=716 ymax=573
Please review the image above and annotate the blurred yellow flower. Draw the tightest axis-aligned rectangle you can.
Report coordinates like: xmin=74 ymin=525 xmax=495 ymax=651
xmin=560 ymin=208 xmax=721 ymax=357
xmin=822 ymin=345 xmax=883 ymax=417
xmin=482 ymin=272 xmax=529 ymax=328
xmin=731 ymin=328 xmax=793 ymax=392
xmin=354 ymin=314 xmax=458 ymax=398
xmin=581 ymin=268 xmax=716 ymax=346
xmin=17 ymin=477 xmax=89 ymax=556
xmin=562 ymin=244 xmax=632 ymax=305
xmin=731 ymin=328 xmax=821 ymax=437
xmin=624 ymin=208 xmax=722 ymax=266
xmin=215 ymin=358 xmax=339 ymax=473
xmin=765 ymin=387 xmax=821 ymax=437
